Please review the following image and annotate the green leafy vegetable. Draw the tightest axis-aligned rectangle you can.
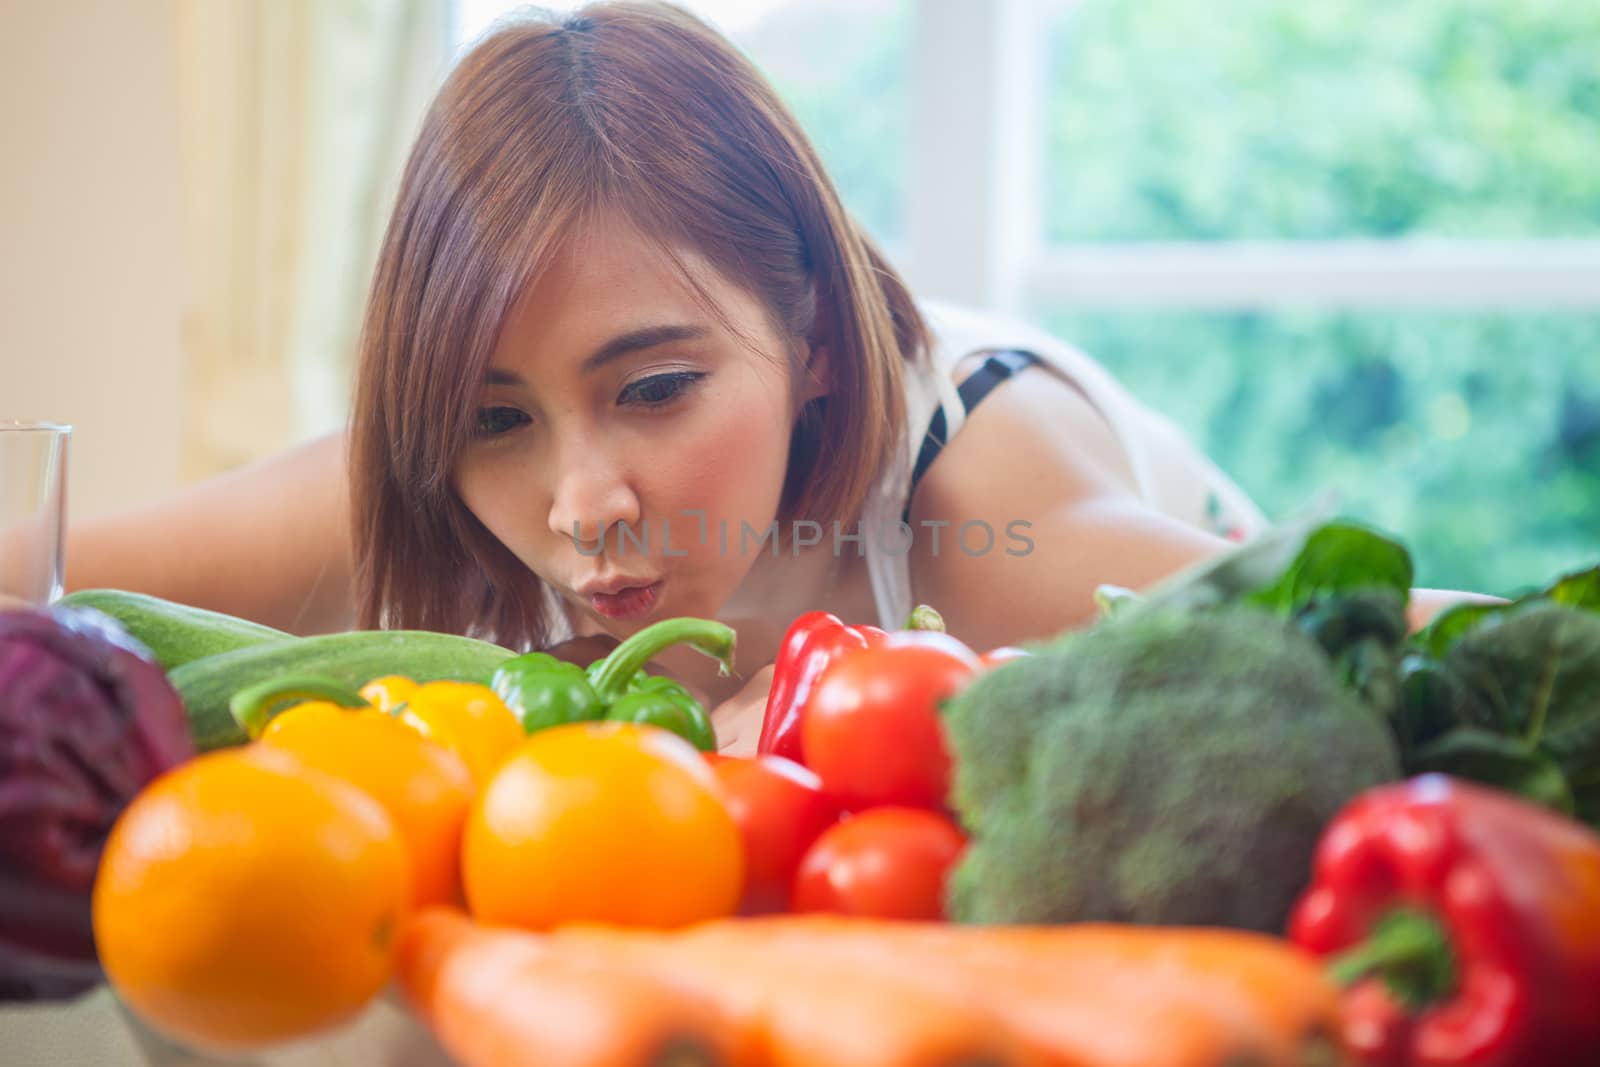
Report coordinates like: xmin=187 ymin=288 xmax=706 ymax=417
xmin=1246 ymin=522 xmax=1413 ymax=615
xmin=1411 ymin=600 xmax=1518 ymax=660
xmin=1409 ymin=727 xmax=1575 ymax=817
xmin=1133 ymin=512 xmax=1328 ymax=615
xmin=1119 ymin=518 xmax=1600 ymax=827
xmin=1545 ymin=566 xmax=1600 ymax=611
xmin=1290 ymin=588 xmax=1410 ymax=720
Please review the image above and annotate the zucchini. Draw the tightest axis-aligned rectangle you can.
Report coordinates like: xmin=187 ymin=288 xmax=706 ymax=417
xmin=56 ymin=588 xmax=292 ymax=670
xmin=170 ymin=629 xmax=517 ymax=751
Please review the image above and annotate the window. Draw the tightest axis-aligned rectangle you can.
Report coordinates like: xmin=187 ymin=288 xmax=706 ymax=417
xmin=1044 ymin=0 xmax=1600 ymax=243
xmin=1026 ymin=0 xmax=1600 ymax=594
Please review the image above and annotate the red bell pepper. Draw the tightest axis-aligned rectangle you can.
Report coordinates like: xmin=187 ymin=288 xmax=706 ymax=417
xmin=1288 ymin=774 xmax=1600 ymax=1067
xmin=756 ymin=611 xmax=886 ymax=764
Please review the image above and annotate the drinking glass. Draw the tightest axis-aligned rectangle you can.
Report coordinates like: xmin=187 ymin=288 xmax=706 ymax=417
xmin=0 ymin=420 xmax=71 ymax=605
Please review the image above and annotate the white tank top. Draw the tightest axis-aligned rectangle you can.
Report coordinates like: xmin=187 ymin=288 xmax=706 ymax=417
xmin=856 ymin=300 xmax=1269 ymax=631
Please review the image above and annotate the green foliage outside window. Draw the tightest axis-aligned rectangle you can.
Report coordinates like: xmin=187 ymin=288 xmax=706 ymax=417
xmin=1038 ymin=308 xmax=1600 ymax=596
xmin=745 ymin=1 xmax=911 ymax=246
xmin=1040 ymin=0 xmax=1600 ymax=595
xmin=1044 ymin=0 xmax=1600 ymax=242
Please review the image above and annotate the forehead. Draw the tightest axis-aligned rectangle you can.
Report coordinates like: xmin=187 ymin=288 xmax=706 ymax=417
xmin=493 ymin=214 xmax=773 ymax=366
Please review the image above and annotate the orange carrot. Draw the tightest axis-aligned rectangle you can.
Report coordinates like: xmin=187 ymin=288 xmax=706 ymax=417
xmin=688 ymin=917 xmax=1346 ymax=1067
xmin=394 ymin=907 xmax=764 ymax=1067
xmin=398 ymin=908 xmax=1343 ymax=1067
xmin=549 ymin=921 xmax=1053 ymax=1067
xmin=940 ymin=921 xmax=1345 ymax=1066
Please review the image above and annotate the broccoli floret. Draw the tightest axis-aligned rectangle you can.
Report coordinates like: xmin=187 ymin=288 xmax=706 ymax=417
xmin=943 ymin=606 xmax=1401 ymax=933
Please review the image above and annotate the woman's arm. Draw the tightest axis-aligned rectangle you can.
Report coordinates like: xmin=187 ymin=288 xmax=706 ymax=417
xmin=65 ymin=432 xmax=355 ymax=635
xmin=906 ymin=368 xmax=1227 ymax=649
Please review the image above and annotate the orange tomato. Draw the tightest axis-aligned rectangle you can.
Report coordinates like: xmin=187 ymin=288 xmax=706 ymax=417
xmin=92 ymin=746 xmax=409 ymax=1054
xmin=463 ymin=722 xmax=744 ymax=930
xmin=261 ymin=707 xmax=476 ymax=908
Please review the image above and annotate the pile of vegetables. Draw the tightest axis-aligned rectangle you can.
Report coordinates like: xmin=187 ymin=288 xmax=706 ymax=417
xmin=721 ymin=606 xmax=1019 ymax=919
xmin=1 ymin=516 xmax=1597 ymax=1067
xmin=719 ymin=518 xmax=1600 ymax=1065
xmin=943 ymin=521 xmax=1600 ymax=930
xmin=936 ymin=519 xmax=1600 ymax=1066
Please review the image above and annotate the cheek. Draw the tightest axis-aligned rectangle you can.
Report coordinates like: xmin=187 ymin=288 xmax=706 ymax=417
xmin=453 ymin=455 xmax=536 ymax=550
xmin=655 ymin=402 xmax=792 ymax=523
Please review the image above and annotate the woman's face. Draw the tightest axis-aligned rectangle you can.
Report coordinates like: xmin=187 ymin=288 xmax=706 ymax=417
xmin=454 ymin=215 xmax=814 ymax=637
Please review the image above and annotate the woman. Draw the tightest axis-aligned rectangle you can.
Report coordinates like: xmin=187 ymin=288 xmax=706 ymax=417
xmin=64 ymin=2 xmax=1476 ymax=751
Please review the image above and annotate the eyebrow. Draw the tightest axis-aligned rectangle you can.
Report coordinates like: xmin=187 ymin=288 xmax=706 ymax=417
xmin=485 ymin=323 xmax=709 ymax=386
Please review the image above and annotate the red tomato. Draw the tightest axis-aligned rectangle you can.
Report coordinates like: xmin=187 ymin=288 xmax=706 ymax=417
xmin=710 ymin=754 xmax=842 ymax=914
xmin=800 ymin=631 xmax=979 ymax=811
xmin=792 ymin=807 xmax=968 ymax=921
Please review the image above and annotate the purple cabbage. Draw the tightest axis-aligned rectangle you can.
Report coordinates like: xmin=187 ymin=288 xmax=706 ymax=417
xmin=0 ymin=605 xmax=194 ymax=1001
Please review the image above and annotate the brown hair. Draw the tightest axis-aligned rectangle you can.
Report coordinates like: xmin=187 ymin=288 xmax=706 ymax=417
xmin=350 ymin=1 xmax=930 ymax=648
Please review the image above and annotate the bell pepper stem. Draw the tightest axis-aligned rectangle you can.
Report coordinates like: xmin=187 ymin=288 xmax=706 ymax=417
xmin=231 ymin=674 xmax=372 ymax=739
xmin=589 ymin=618 xmax=737 ymax=704
xmin=1327 ymin=908 xmax=1458 ymax=1011
xmin=905 ymin=604 xmax=945 ymax=632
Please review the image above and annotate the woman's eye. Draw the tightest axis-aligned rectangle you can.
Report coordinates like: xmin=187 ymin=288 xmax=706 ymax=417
xmin=475 ymin=406 xmax=529 ymax=437
xmin=620 ymin=371 xmax=704 ymax=408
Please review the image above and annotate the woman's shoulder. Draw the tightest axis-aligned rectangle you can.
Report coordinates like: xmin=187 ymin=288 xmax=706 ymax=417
xmin=907 ymin=298 xmax=1270 ymax=539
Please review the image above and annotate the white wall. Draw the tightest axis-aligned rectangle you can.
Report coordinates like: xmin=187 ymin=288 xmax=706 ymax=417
xmin=0 ymin=0 xmax=185 ymax=522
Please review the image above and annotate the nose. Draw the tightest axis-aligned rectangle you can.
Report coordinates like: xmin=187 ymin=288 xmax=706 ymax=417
xmin=546 ymin=444 xmax=643 ymax=552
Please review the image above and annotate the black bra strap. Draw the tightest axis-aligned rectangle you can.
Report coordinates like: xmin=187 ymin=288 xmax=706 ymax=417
xmin=902 ymin=349 xmax=1041 ymax=525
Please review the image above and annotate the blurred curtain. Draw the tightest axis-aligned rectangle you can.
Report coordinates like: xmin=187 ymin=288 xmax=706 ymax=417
xmin=174 ymin=0 xmax=451 ymax=480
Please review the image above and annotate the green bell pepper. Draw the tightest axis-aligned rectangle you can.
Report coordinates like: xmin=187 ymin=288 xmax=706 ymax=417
xmin=490 ymin=616 xmax=736 ymax=751
xmin=605 ymin=674 xmax=717 ymax=752
xmin=491 ymin=652 xmax=604 ymax=733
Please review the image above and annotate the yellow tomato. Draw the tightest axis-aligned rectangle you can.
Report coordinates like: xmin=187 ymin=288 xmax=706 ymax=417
xmin=397 ymin=681 xmax=522 ymax=785
xmin=359 ymin=675 xmax=419 ymax=714
xmin=258 ymin=700 xmax=387 ymax=742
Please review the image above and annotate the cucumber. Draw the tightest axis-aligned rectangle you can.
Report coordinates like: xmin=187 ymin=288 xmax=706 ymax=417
xmin=56 ymin=588 xmax=292 ymax=670
xmin=170 ymin=629 xmax=517 ymax=751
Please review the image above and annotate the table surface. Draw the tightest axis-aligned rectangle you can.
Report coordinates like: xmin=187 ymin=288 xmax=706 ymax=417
xmin=0 ymin=987 xmax=456 ymax=1067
